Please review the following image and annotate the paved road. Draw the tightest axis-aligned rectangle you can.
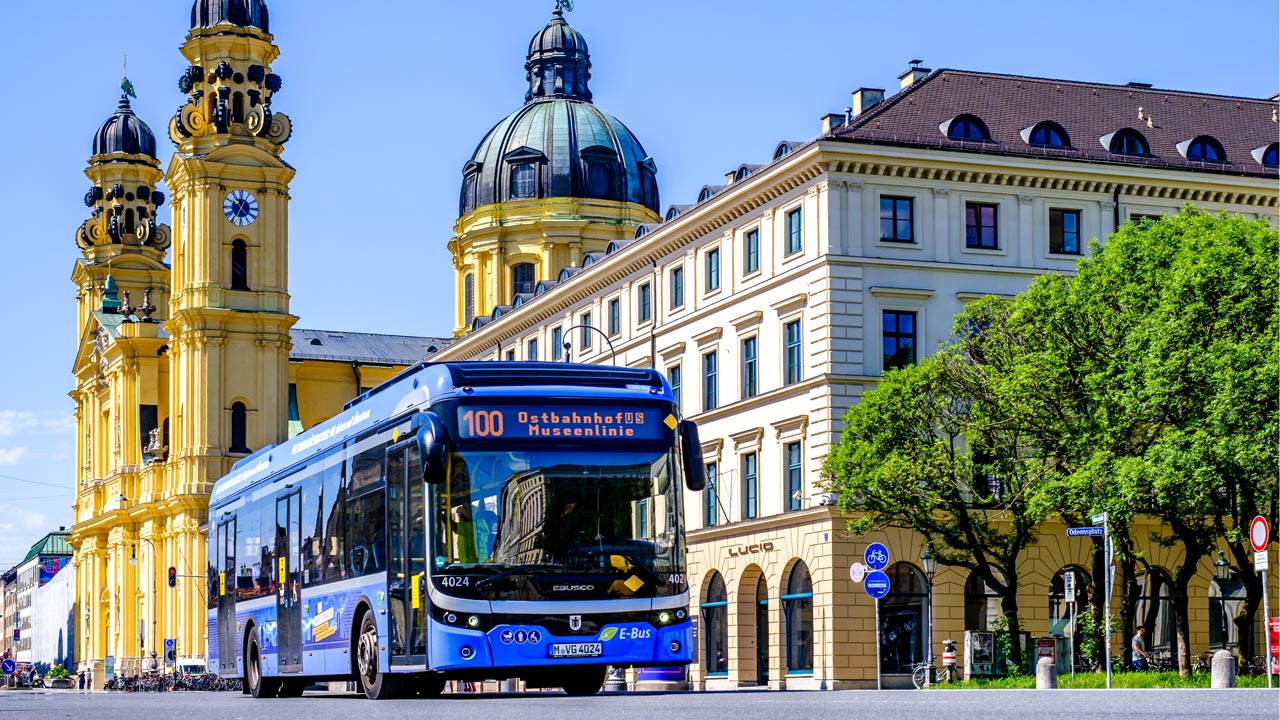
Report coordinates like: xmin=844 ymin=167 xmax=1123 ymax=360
xmin=2 ymin=687 xmax=1277 ymax=720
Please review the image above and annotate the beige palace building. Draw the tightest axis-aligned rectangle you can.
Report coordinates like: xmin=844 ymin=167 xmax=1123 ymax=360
xmin=436 ymin=28 xmax=1279 ymax=690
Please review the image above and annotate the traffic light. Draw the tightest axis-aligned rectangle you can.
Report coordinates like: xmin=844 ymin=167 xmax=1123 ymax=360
xmin=168 ymin=566 xmax=176 ymax=588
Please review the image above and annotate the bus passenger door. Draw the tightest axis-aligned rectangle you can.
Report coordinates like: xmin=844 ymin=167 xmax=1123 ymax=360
xmin=216 ymin=518 xmax=237 ymax=675
xmin=388 ymin=441 xmax=426 ymax=666
xmin=276 ymin=492 xmax=303 ymax=673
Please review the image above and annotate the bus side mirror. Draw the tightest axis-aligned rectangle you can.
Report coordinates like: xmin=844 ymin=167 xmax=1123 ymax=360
xmin=413 ymin=411 xmax=449 ymax=484
xmin=679 ymin=420 xmax=706 ymax=492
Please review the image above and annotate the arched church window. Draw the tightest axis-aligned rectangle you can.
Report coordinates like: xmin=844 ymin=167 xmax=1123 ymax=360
xmin=231 ymin=240 xmax=249 ymax=290
xmin=463 ymin=174 xmax=477 ymax=212
xmin=230 ymin=402 xmax=250 ymax=454
xmin=586 ymin=164 xmax=612 ymax=198
xmin=511 ymin=164 xmax=537 ymax=199
xmin=124 ymin=209 xmax=136 ymax=236
xmin=463 ymin=273 xmax=475 ymax=326
xmin=232 ymin=93 xmax=245 ymax=124
xmin=511 ymin=263 xmax=535 ymax=297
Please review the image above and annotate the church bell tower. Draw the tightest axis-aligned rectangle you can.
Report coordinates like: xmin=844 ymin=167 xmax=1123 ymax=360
xmin=165 ymin=0 xmax=296 ymax=492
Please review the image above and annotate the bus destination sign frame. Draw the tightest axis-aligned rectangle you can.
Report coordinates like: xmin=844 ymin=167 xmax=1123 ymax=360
xmin=457 ymin=405 xmax=666 ymax=441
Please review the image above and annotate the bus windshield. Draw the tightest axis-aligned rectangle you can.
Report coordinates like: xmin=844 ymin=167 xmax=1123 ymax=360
xmin=430 ymin=446 xmax=686 ymax=601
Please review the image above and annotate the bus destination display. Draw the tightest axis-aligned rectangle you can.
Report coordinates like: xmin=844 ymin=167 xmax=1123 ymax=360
xmin=457 ymin=406 xmax=665 ymax=440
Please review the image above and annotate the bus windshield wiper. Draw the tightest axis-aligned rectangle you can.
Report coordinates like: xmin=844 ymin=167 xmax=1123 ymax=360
xmin=474 ymin=563 xmax=561 ymax=589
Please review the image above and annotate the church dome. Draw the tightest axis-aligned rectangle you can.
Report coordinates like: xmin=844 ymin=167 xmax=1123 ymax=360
xmin=459 ymin=9 xmax=659 ymax=217
xmin=93 ymin=96 xmax=157 ymax=160
xmin=191 ymin=0 xmax=270 ymax=33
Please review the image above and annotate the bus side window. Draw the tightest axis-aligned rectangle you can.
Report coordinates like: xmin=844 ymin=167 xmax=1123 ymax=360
xmin=321 ymin=459 xmax=345 ymax=582
xmin=346 ymin=441 xmax=387 ymax=577
xmin=259 ymin=500 xmax=275 ymax=595
xmin=301 ymin=470 xmax=323 ymax=587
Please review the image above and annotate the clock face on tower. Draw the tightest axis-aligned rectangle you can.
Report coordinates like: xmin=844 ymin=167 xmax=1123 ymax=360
xmin=223 ymin=190 xmax=259 ymax=227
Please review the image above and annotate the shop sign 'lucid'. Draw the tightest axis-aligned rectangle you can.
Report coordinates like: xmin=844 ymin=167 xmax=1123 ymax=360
xmin=727 ymin=541 xmax=776 ymax=558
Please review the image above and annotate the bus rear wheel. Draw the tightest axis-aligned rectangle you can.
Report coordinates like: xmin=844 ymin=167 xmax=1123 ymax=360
xmin=356 ymin=609 xmax=400 ymax=700
xmin=560 ymin=666 xmax=607 ymax=696
xmin=247 ymin=634 xmax=280 ymax=699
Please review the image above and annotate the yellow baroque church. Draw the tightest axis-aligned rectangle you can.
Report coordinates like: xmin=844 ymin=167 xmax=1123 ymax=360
xmin=70 ymin=0 xmax=448 ymax=679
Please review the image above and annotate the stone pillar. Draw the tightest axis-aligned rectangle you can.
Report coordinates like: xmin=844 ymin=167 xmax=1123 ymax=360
xmin=1036 ymin=655 xmax=1057 ymax=689
xmin=1211 ymin=649 xmax=1236 ymax=688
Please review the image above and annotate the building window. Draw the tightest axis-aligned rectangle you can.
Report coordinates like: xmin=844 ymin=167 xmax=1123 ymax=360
xmin=743 ymin=229 xmax=760 ymax=274
xmin=742 ymin=452 xmax=758 ymax=520
xmin=1209 ymin=572 xmax=1248 ymax=651
xmin=783 ymin=561 xmax=814 ymax=673
xmin=527 ymin=338 xmax=538 ymax=361
xmin=702 ymin=572 xmax=728 ymax=675
xmin=1049 ymin=566 xmax=1090 ymax=656
xmin=965 ymin=202 xmax=999 ymax=249
xmin=638 ymin=283 xmax=652 ymax=323
xmin=462 ymin=174 xmax=477 ymax=212
xmin=1133 ymin=568 xmax=1175 ymax=652
xmin=511 ymin=163 xmax=537 ymax=198
xmin=785 ymin=442 xmax=802 ymax=511
xmin=230 ymin=402 xmax=250 ymax=454
xmin=880 ymin=197 xmax=914 ymax=242
xmin=586 ymin=163 xmax=611 ymax=196
xmin=231 ymin=240 xmax=249 ymax=290
xmin=706 ymin=249 xmax=721 ymax=291
xmin=608 ymin=298 xmax=621 ymax=336
xmin=1262 ymin=143 xmax=1279 ymax=168
xmin=1050 ymin=209 xmax=1081 ymax=255
xmin=702 ymin=351 xmax=718 ymax=412
xmin=741 ymin=337 xmax=757 ymax=399
xmin=505 ymin=350 xmax=515 ymax=361
xmin=704 ymin=462 xmax=718 ymax=527
xmin=1186 ymin=135 xmax=1225 ymax=163
xmin=947 ymin=114 xmax=990 ymax=141
xmin=551 ymin=326 xmax=564 ymax=361
xmin=964 ymin=567 xmax=1006 ymax=634
xmin=1028 ymin=121 xmax=1070 ymax=148
xmin=463 ymin=273 xmax=475 ymax=325
xmin=1109 ymin=129 xmax=1150 ymax=157
xmin=667 ymin=364 xmax=682 ymax=412
xmin=883 ymin=310 xmax=917 ymax=370
xmin=784 ymin=320 xmax=802 ymax=385
xmin=881 ymin=562 xmax=927 ymax=673
xmin=512 ymin=263 xmax=535 ymax=297
xmin=670 ymin=267 xmax=684 ymax=309
xmin=1132 ymin=214 xmax=1162 ymax=226
xmin=785 ymin=208 xmax=803 ymax=255
xmin=580 ymin=312 xmax=592 ymax=349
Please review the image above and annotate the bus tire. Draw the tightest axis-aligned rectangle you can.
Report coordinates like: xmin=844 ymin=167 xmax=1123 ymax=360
xmin=356 ymin=609 xmax=400 ymax=700
xmin=247 ymin=634 xmax=280 ymax=699
xmin=560 ymin=666 xmax=606 ymax=696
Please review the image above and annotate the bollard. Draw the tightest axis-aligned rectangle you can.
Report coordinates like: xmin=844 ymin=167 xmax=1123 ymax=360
xmin=1211 ymin=650 xmax=1236 ymax=689
xmin=1036 ymin=656 xmax=1057 ymax=689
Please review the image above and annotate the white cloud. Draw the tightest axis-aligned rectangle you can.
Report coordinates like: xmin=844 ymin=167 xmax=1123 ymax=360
xmin=0 ymin=447 xmax=26 ymax=465
xmin=0 ymin=410 xmax=74 ymax=437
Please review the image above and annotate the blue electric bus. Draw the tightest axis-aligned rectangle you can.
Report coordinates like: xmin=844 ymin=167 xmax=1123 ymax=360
xmin=207 ymin=362 xmax=704 ymax=699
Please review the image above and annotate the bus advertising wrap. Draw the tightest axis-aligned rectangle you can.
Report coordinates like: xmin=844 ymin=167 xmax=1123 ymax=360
xmin=457 ymin=406 xmax=668 ymax=440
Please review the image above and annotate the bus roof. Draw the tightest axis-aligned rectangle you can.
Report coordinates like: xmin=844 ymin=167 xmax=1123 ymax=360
xmin=209 ymin=362 xmax=670 ymax=507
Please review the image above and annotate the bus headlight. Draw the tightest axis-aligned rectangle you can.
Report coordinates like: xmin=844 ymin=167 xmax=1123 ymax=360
xmin=466 ymin=615 xmax=481 ymax=628
xmin=658 ymin=612 xmax=671 ymax=624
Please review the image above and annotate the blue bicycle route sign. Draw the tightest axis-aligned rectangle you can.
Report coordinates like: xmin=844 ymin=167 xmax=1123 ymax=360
xmin=864 ymin=570 xmax=891 ymax=599
xmin=864 ymin=542 xmax=890 ymax=571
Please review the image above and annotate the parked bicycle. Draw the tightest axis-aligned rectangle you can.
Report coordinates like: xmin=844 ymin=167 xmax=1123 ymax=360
xmin=911 ymin=660 xmax=961 ymax=689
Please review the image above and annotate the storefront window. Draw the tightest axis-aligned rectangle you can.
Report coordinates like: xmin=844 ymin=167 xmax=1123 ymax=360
xmin=1133 ymin=568 xmax=1175 ymax=652
xmin=964 ymin=566 xmax=1005 ymax=633
xmin=881 ymin=562 xmax=926 ymax=674
xmin=755 ymin=576 xmax=770 ymax=685
xmin=783 ymin=561 xmax=813 ymax=673
xmin=1209 ymin=573 xmax=1247 ymax=651
xmin=702 ymin=571 xmax=728 ymax=676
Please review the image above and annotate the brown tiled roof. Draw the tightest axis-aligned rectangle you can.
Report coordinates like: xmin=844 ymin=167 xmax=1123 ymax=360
xmin=832 ymin=69 xmax=1278 ymax=178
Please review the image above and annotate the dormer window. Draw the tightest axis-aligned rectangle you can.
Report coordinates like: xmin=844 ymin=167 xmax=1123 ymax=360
xmin=635 ymin=226 xmax=648 ymax=239
xmin=774 ymin=142 xmax=793 ymax=160
xmin=1255 ymin=142 xmax=1279 ymax=168
xmin=1183 ymin=135 xmax=1226 ymax=162
xmin=943 ymin=114 xmax=991 ymax=141
xmin=1025 ymin=121 xmax=1070 ymax=148
xmin=666 ymin=206 xmax=681 ymax=221
xmin=511 ymin=164 xmax=537 ymax=198
xmin=586 ymin=164 xmax=611 ymax=196
xmin=698 ymin=187 xmax=714 ymax=202
xmin=1106 ymin=129 xmax=1150 ymax=157
xmin=735 ymin=166 xmax=751 ymax=181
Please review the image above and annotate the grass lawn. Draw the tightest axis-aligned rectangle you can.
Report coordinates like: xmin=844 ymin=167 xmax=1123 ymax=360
xmin=931 ymin=672 xmax=1276 ymax=689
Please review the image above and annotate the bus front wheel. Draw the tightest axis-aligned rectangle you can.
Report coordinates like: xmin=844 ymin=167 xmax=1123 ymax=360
xmin=247 ymin=634 xmax=280 ymax=699
xmin=560 ymin=666 xmax=607 ymax=696
xmin=356 ymin=609 xmax=400 ymax=700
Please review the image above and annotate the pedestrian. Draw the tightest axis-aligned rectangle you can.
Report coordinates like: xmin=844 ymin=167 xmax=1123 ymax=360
xmin=78 ymin=670 xmax=85 ymax=692
xmin=1131 ymin=626 xmax=1150 ymax=671
xmin=87 ymin=665 xmax=94 ymax=693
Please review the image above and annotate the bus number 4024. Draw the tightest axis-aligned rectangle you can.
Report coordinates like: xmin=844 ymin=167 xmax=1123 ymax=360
xmin=462 ymin=410 xmax=505 ymax=437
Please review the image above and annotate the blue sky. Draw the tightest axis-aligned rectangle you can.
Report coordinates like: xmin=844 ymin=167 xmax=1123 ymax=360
xmin=0 ymin=0 xmax=1275 ymax=565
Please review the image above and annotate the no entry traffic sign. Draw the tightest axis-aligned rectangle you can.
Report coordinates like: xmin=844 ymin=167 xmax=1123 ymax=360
xmin=1251 ymin=516 xmax=1270 ymax=552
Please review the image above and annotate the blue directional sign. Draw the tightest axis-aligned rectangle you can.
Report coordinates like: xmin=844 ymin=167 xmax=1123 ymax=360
xmin=864 ymin=570 xmax=891 ymax=599
xmin=1 ymin=659 xmax=14 ymax=675
xmin=1067 ymin=527 xmax=1106 ymax=537
xmin=864 ymin=543 xmax=890 ymax=571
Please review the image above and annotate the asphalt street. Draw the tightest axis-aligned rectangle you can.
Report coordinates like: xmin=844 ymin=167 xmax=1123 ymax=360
xmin=1 ymin=688 xmax=1276 ymax=720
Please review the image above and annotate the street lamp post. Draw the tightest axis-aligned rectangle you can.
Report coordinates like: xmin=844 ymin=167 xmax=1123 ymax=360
xmin=128 ymin=537 xmax=159 ymax=672
xmin=561 ymin=324 xmax=617 ymax=365
xmin=1213 ymin=549 xmax=1231 ymax=583
xmin=921 ymin=546 xmax=936 ymax=688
